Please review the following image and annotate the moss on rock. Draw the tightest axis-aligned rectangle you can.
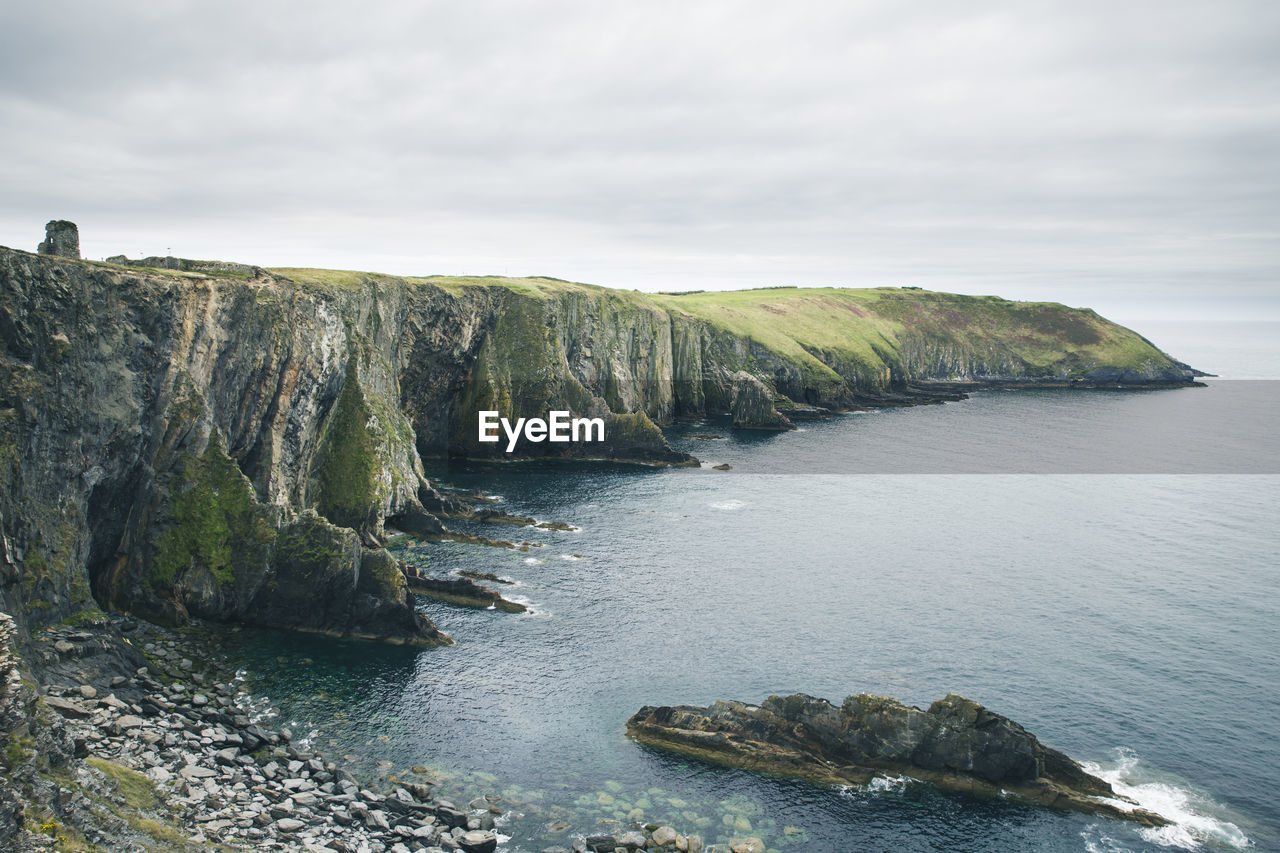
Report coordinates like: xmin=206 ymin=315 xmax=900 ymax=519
xmin=149 ymin=432 xmax=276 ymax=591
xmin=311 ymin=355 xmax=382 ymax=532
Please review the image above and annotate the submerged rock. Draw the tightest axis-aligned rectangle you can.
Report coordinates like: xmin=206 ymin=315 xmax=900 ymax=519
xmin=407 ymin=575 xmax=527 ymax=613
xmin=627 ymin=692 xmax=1168 ymax=826
xmin=458 ymin=569 xmax=515 ymax=585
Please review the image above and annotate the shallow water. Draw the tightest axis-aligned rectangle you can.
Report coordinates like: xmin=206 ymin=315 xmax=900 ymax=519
xmin=224 ymin=373 xmax=1279 ymax=851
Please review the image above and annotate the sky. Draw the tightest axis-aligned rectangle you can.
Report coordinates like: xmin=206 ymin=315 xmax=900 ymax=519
xmin=1 ymin=1 xmax=1277 ymax=324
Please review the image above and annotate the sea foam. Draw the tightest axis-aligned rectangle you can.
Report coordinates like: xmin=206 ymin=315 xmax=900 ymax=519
xmin=1083 ymin=748 xmax=1251 ymax=850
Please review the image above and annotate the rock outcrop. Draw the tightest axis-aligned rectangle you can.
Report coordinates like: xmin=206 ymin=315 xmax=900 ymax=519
xmin=0 ymin=611 xmax=81 ymax=850
xmin=729 ymin=371 xmax=794 ymax=430
xmin=36 ymin=220 xmax=79 ymax=259
xmin=627 ymin=692 xmax=1167 ymax=825
xmin=405 ymin=575 xmax=527 ymax=613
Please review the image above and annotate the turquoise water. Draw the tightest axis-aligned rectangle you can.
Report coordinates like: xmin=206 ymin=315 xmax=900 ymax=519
xmin=223 ymin=340 xmax=1280 ymax=851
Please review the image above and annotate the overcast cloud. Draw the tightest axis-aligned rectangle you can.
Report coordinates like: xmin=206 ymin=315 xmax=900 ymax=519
xmin=1 ymin=0 xmax=1277 ymax=322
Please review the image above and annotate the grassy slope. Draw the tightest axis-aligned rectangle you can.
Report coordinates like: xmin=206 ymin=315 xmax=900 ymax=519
xmin=265 ymin=267 xmax=1174 ymax=375
xmin=651 ymin=287 xmax=1173 ymax=373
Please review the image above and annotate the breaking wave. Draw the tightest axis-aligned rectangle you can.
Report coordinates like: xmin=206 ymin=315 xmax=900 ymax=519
xmin=1082 ymin=748 xmax=1251 ymax=850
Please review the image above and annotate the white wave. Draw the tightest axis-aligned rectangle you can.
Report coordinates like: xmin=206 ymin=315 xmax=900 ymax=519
xmin=537 ymin=522 xmax=580 ymax=532
xmin=506 ymin=595 xmax=535 ymax=613
xmin=709 ymin=499 xmax=747 ymax=510
xmin=523 ymin=557 xmax=545 ymax=565
xmin=1079 ymin=824 xmax=1139 ymax=853
xmin=1082 ymin=748 xmax=1251 ymax=850
xmin=836 ymin=774 xmax=913 ymax=799
xmin=866 ymin=774 xmax=908 ymax=794
xmin=560 ymin=554 xmax=581 ymax=561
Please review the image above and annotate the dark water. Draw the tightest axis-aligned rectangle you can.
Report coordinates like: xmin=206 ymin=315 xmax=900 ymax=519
xmin=223 ymin=372 xmax=1279 ymax=851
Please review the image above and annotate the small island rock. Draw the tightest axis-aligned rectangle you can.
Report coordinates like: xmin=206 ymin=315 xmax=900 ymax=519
xmin=627 ymin=692 xmax=1168 ymax=826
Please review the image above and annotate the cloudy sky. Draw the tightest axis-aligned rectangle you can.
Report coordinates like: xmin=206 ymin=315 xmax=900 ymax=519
xmin=2 ymin=1 xmax=1277 ymax=322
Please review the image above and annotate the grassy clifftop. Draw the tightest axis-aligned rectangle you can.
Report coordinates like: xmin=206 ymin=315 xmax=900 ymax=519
xmin=651 ymin=286 xmax=1176 ymax=376
xmin=266 ymin=267 xmax=1183 ymax=382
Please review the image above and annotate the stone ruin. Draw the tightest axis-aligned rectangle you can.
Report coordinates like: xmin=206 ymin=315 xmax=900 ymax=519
xmin=37 ymin=220 xmax=80 ymax=259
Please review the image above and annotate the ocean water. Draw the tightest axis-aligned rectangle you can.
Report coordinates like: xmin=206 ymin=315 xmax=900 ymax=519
xmin=223 ymin=323 xmax=1280 ymax=852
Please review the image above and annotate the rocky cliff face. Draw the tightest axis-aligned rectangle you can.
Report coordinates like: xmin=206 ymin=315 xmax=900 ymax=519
xmin=0 ymin=249 xmax=452 ymax=642
xmin=0 ymin=245 xmax=1196 ymax=641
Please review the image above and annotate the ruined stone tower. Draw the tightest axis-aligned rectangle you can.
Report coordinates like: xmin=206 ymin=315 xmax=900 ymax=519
xmin=37 ymin=220 xmax=80 ymax=259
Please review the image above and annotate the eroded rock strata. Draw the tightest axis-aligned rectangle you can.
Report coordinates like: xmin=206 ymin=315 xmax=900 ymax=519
xmin=627 ymin=693 xmax=1167 ymax=826
xmin=0 ymin=245 xmax=1198 ymax=645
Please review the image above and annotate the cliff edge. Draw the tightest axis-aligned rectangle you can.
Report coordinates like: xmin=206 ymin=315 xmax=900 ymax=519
xmin=0 ymin=243 xmax=1197 ymax=640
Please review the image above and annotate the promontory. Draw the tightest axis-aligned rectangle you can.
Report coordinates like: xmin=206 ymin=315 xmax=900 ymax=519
xmin=0 ymin=242 xmax=1197 ymax=645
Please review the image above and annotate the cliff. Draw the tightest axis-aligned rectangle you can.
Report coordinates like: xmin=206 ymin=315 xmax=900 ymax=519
xmin=0 ymin=245 xmax=1196 ymax=640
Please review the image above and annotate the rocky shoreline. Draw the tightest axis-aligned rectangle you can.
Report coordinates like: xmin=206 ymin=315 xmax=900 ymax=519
xmin=3 ymin=610 xmax=742 ymax=853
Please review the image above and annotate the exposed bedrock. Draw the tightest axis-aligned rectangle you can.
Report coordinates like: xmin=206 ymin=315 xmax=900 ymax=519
xmin=627 ymin=692 xmax=1168 ymax=826
xmin=730 ymin=371 xmax=794 ymax=431
xmin=405 ymin=574 xmax=527 ymax=613
xmin=0 ymin=244 xmax=1197 ymax=639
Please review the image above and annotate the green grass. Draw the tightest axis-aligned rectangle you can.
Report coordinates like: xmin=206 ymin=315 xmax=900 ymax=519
xmin=81 ymin=758 xmax=202 ymax=849
xmin=651 ymin=286 xmax=1173 ymax=376
xmin=311 ymin=355 xmax=383 ymax=531
xmin=150 ymin=433 xmax=276 ymax=589
xmin=654 ymin=287 xmax=902 ymax=380
xmin=85 ymin=757 xmax=157 ymax=811
xmin=60 ymin=608 xmax=109 ymax=627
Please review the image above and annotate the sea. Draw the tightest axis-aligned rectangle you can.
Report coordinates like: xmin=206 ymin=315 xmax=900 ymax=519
xmin=220 ymin=320 xmax=1280 ymax=852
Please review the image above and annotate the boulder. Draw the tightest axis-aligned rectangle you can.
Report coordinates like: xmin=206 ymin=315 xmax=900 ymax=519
xmin=651 ymin=826 xmax=679 ymax=847
xmin=616 ymin=830 xmax=647 ymax=849
xmin=44 ymin=695 xmax=91 ymax=718
xmin=458 ymin=829 xmax=498 ymax=853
